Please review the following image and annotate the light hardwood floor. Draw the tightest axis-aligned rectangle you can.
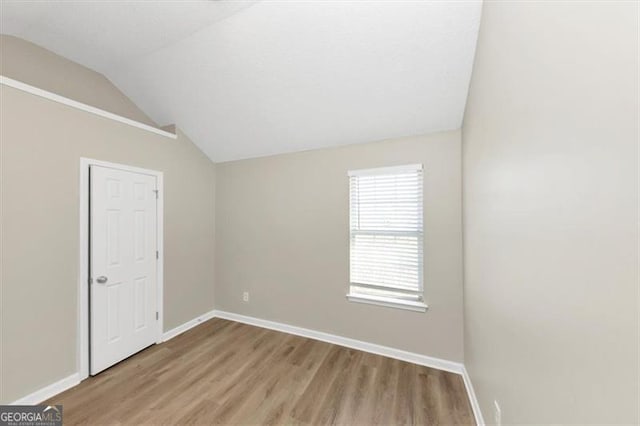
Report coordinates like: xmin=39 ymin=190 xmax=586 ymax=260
xmin=48 ymin=318 xmax=474 ymax=425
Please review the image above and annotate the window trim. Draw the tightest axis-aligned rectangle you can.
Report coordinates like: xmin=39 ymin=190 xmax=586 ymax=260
xmin=346 ymin=293 xmax=428 ymax=312
xmin=347 ymin=163 xmax=424 ymax=177
xmin=347 ymin=163 xmax=426 ymax=313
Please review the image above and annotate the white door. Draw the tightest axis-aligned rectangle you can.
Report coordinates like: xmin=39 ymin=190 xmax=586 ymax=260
xmin=90 ymin=165 xmax=158 ymax=375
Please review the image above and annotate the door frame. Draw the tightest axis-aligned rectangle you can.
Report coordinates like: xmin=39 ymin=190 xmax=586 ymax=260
xmin=78 ymin=157 xmax=164 ymax=380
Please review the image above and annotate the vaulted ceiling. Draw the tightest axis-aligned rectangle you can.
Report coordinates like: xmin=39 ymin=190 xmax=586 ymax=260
xmin=1 ymin=1 xmax=482 ymax=162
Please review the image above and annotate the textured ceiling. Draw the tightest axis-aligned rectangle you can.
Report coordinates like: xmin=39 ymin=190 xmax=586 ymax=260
xmin=1 ymin=1 xmax=482 ymax=162
xmin=0 ymin=1 xmax=258 ymax=73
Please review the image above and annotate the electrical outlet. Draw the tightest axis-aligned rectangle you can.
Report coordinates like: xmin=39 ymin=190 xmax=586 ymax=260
xmin=243 ymin=291 xmax=249 ymax=302
xmin=493 ymin=400 xmax=501 ymax=426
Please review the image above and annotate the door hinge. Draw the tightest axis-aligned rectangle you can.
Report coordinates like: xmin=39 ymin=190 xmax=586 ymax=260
xmin=156 ymin=312 xmax=159 ymax=320
xmin=153 ymin=189 xmax=159 ymax=199
xmin=156 ymin=250 xmax=159 ymax=259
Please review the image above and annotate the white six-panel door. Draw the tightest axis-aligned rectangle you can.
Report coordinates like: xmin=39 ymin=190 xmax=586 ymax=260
xmin=90 ymin=165 xmax=158 ymax=375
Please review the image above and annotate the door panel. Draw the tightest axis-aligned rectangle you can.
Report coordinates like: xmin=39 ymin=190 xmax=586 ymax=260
xmin=90 ymin=165 xmax=158 ymax=375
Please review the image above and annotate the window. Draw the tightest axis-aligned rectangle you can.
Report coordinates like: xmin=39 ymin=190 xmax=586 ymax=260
xmin=347 ymin=164 xmax=426 ymax=312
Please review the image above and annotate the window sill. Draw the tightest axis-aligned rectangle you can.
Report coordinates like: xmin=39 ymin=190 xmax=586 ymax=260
xmin=346 ymin=293 xmax=428 ymax=313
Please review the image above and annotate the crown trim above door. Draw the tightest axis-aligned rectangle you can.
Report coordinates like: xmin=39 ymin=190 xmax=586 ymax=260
xmin=0 ymin=76 xmax=177 ymax=139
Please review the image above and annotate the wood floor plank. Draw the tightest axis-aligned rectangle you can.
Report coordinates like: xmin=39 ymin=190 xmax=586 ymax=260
xmin=47 ymin=318 xmax=475 ymax=425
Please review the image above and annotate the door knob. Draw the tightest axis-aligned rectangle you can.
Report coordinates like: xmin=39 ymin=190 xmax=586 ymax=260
xmin=96 ymin=276 xmax=108 ymax=284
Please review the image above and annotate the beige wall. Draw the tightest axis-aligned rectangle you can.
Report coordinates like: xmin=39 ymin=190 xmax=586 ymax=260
xmin=0 ymin=75 xmax=215 ymax=402
xmin=462 ymin=1 xmax=639 ymax=423
xmin=215 ymin=131 xmax=464 ymax=362
xmin=0 ymin=35 xmax=157 ymax=126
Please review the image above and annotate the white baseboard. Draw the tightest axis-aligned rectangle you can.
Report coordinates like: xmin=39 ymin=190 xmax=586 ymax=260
xmin=213 ymin=310 xmax=464 ymax=375
xmin=9 ymin=309 xmax=483 ymax=426
xmin=462 ymin=366 xmax=485 ymax=425
xmin=162 ymin=309 xmax=216 ymax=342
xmin=11 ymin=373 xmax=80 ymax=405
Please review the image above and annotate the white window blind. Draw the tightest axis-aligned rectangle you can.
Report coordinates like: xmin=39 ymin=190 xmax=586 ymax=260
xmin=348 ymin=164 xmax=425 ymax=310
